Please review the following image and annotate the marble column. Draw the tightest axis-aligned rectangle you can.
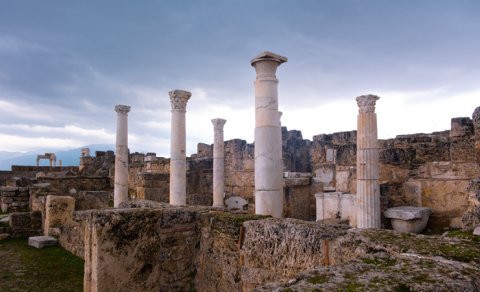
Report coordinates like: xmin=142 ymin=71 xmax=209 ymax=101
xmin=356 ymin=94 xmax=381 ymax=228
xmin=251 ymin=51 xmax=287 ymax=218
xmin=114 ymin=104 xmax=131 ymax=208
xmin=169 ymin=90 xmax=191 ymax=206
xmin=211 ymin=118 xmax=227 ymax=207
xmin=473 ymin=107 xmax=480 ymax=164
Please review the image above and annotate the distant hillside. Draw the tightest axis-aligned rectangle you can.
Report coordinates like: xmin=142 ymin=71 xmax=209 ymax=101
xmin=0 ymin=144 xmax=115 ymax=171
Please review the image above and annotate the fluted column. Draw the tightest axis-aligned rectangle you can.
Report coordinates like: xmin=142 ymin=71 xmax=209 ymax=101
xmin=169 ymin=90 xmax=191 ymax=205
xmin=211 ymin=118 xmax=227 ymax=207
xmin=114 ymin=104 xmax=131 ymax=208
xmin=356 ymin=95 xmax=380 ymax=228
xmin=473 ymin=107 xmax=480 ymax=164
xmin=251 ymin=51 xmax=287 ymax=218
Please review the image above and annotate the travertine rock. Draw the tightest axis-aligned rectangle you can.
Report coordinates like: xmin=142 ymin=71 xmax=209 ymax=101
xmin=241 ymin=218 xmax=350 ymax=289
xmin=44 ymin=195 xmax=75 ymax=236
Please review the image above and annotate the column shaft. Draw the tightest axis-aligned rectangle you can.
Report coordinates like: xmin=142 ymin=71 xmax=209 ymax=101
xmin=356 ymin=95 xmax=380 ymax=228
xmin=251 ymin=51 xmax=287 ymax=218
xmin=114 ymin=105 xmax=130 ymax=208
xmin=169 ymin=90 xmax=191 ymax=206
xmin=212 ymin=119 xmax=226 ymax=207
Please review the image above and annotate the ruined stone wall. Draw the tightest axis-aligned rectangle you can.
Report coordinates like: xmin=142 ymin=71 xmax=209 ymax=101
xmin=0 ymin=187 xmax=29 ymax=213
xmin=57 ymin=205 xmax=479 ymax=291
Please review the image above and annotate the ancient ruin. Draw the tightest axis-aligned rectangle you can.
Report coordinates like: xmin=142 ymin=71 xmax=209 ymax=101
xmin=211 ymin=118 xmax=226 ymax=207
xmin=251 ymin=51 xmax=287 ymax=218
xmin=36 ymin=153 xmax=57 ymax=168
xmin=113 ymin=104 xmax=131 ymax=207
xmin=0 ymin=53 xmax=479 ymax=291
xmin=356 ymin=94 xmax=381 ymax=228
xmin=169 ymin=90 xmax=191 ymax=206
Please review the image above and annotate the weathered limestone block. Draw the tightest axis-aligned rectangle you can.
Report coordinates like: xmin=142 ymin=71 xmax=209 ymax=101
xmin=28 ymin=235 xmax=58 ymax=248
xmin=196 ymin=143 xmax=213 ymax=160
xmin=472 ymin=106 xmax=480 ymax=163
xmin=284 ymin=183 xmax=311 ymax=220
xmin=313 ymin=164 xmax=335 ymax=191
xmin=84 ymin=208 xmax=200 ymax=292
xmin=241 ymin=218 xmax=349 ymax=289
xmin=384 ymin=206 xmax=432 ymax=233
xmin=258 ymin=252 xmax=480 ymax=291
xmin=420 ymin=179 xmax=471 ymax=228
xmin=195 ymin=211 xmax=267 ymax=292
xmin=316 ymin=192 xmax=357 ymax=227
xmin=331 ymin=228 xmax=480 ymax=267
xmin=73 ymin=191 xmax=109 ymax=210
xmin=44 ymin=195 xmax=75 ymax=236
xmin=450 ymin=117 xmax=474 ymax=137
xmin=462 ymin=179 xmax=480 ymax=231
xmin=9 ymin=211 xmax=42 ymax=237
xmin=58 ymin=210 xmax=89 ymax=259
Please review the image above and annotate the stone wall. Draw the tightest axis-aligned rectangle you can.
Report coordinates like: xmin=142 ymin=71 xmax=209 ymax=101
xmin=55 ymin=205 xmax=479 ymax=291
xmin=0 ymin=187 xmax=29 ymax=213
xmin=8 ymin=211 xmax=42 ymax=237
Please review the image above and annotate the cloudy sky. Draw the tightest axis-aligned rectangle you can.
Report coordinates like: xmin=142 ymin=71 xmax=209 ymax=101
xmin=0 ymin=0 xmax=479 ymax=157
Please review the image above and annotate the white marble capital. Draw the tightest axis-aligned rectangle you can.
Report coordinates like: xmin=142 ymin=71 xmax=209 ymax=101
xmin=211 ymin=118 xmax=226 ymax=131
xmin=169 ymin=90 xmax=191 ymax=111
xmin=115 ymin=104 xmax=131 ymax=115
xmin=356 ymin=94 xmax=380 ymax=114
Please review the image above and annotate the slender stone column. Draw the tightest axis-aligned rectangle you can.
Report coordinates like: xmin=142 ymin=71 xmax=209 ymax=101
xmin=356 ymin=94 xmax=381 ymax=228
xmin=114 ymin=104 xmax=131 ymax=208
xmin=473 ymin=107 xmax=480 ymax=164
xmin=211 ymin=118 xmax=227 ymax=207
xmin=251 ymin=51 xmax=287 ymax=218
xmin=169 ymin=90 xmax=191 ymax=205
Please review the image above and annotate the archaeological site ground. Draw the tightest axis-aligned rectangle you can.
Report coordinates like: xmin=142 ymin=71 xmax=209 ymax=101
xmin=1 ymin=52 xmax=480 ymax=291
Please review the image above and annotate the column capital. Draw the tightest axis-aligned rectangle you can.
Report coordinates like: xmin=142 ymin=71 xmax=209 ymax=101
xmin=114 ymin=104 xmax=131 ymax=114
xmin=473 ymin=106 xmax=480 ymax=128
xmin=250 ymin=51 xmax=288 ymax=66
xmin=356 ymin=94 xmax=380 ymax=114
xmin=211 ymin=118 xmax=227 ymax=131
xmin=169 ymin=90 xmax=191 ymax=111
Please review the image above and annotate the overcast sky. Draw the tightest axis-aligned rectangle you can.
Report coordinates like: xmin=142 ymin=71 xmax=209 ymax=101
xmin=0 ymin=0 xmax=479 ymax=156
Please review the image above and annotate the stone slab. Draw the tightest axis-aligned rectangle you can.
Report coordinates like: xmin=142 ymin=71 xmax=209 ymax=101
xmin=384 ymin=206 xmax=432 ymax=220
xmin=474 ymin=226 xmax=480 ymax=236
xmin=0 ymin=233 xmax=10 ymax=240
xmin=28 ymin=236 xmax=58 ymax=248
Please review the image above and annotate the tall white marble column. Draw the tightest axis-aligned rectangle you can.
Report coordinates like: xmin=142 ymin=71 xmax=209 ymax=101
xmin=251 ymin=51 xmax=287 ymax=218
xmin=169 ymin=90 xmax=191 ymax=206
xmin=356 ymin=95 xmax=381 ymax=228
xmin=211 ymin=118 xmax=227 ymax=207
xmin=114 ymin=104 xmax=131 ymax=208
